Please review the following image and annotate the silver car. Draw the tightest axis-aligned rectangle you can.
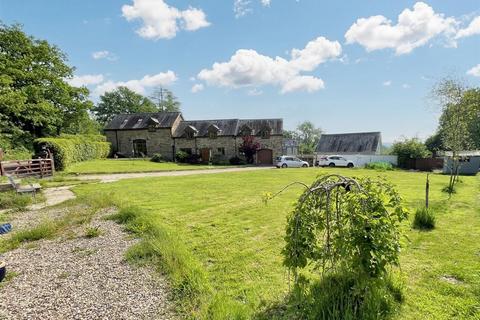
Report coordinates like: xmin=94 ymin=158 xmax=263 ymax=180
xmin=276 ymin=156 xmax=309 ymax=168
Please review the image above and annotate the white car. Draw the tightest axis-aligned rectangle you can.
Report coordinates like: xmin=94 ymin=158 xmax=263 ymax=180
xmin=276 ymin=156 xmax=309 ymax=168
xmin=317 ymin=155 xmax=355 ymax=168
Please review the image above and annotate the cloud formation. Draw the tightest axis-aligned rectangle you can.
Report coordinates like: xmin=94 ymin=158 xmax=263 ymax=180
xmin=345 ymin=2 xmax=457 ymax=55
xmin=92 ymin=50 xmax=117 ymax=61
xmin=456 ymin=16 xmax=480 ymax=39
xmin=191 ymin=83 xmax=204 ymax=93
xmin=94 ymin=71 xmax=177 ymax=96
xmin=467 ymin=64 xmax=480 ymax=77
xmin=197 ymin=36 xmax=341 ymax=94
xmin=67 ymin=74 xmax=105 ymax=87
xmin=122 ymin=0 xmax=210 ymax=40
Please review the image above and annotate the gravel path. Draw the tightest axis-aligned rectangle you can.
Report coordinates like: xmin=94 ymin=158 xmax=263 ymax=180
xmin=28 ymin=186 xmax=76 ymax=211
xmin=0 ymin=211 xmax=175 ymax=320
xmin=75 ymin=165 xmax=274 ymax=183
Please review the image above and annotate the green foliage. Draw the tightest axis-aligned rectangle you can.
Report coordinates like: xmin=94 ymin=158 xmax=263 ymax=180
xmin=391 ymin=137 xmax=430 ymax=168
xmin=425 ymin=132 xmax=444 ymax=155
xmin=412 ymin=207 xmax=436 ymax=230
xmin=34 ymin=134 xmax=110 ymax=170
xmin=0 ymin=191 xmax=32 ymax=210
xmin=229 ymin=156 xmax=245 ymax=165
xmin=149 ymin=87 xmax=181 ymax=112
xmin=92 ymin=86 xmax=157 ymax=124
xmin=286 ymin=273 xmax=403 ymax=320
xmin=286 ymin=121 xmax=322 ymax=154
xmin=365 ymin=161 xmax=393 ymax=171
xmin=283 ymin=175 xmax=408 ymax=278
xmin=0 ymin=23 xmax=94 ymax=149
xmin=150 ymin=153 xmax=165 ymax=163
xmin=175 ymin=150 xmax=189 ymax=163
xmin=85 ymin=226 xmax=102 ymax=238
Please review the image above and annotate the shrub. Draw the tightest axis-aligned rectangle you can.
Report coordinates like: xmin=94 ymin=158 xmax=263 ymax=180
xmin=412 ymin=207 xmax=435 ymax=230
xmin=186 ymin=154 xmax=201 ymax=164
xmin=34 ymin=134 xmax=110 ymax=170
xmin=175 ymin=151 xmax=189 ymax=163
xmin=150 ymin=153 xmax=164 ymax=163
xmin=365 ymin=161 xmax=393 ymax=171
xmin=390 ymin=137 xmax=430 ymax=168
xmin=229 ymin=156 xmax=245 ymax=165
xmin=211 ymin=154 xmax=228 ymax=165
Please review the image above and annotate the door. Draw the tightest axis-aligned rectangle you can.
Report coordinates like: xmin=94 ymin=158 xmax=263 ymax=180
xmin=200 ymin=148 xmax=210 ymax=164
xmin=293 ymin=157 xmax=303 ymax=167
xmin=133 ymin=139 xmax=147 ymax=157
xmin=257 ymin=149 xmax=273 ymax=165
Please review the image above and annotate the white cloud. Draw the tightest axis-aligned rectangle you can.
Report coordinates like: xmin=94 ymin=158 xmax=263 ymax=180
xmin=261 ymin=0 xmax=271 ymax=7
xmin=382 ymin=80 xmax=392 ymax=86
xmin=247 ymin=88 xmax=263 ymax=96
xmin=345 ymin=2 xmax=457 ymax=55
xmin=191 ymin=83 xmax=204 ymax=93
xmin=402 ymin=83 xmax=411 ymax=89
xmin=456 ymin=16 xmax=480 ymax=39
xmin=94 ymin=71 xmax=177 ymax=96
xmin=467 ymin=64 xmax=480 ymax=77
xmin=92 ymin=50 xmax=117 ymax=61
xmin=197 ymin=36 xmax=341 ymax=94
xmin=122 ymin=0 xmax=210 ymax=40
xmin=67 ymin=74 xmax=104 ymax=87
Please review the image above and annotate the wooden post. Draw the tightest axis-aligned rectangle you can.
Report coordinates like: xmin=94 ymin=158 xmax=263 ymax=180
xmin=0 ymin=161 xmax=3 ymax=176
xmin=425 ymin=174 xmax=430 ymax=209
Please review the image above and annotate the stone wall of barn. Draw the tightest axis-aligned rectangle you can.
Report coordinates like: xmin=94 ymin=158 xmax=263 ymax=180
xmin=105 ymin=129 xmax=175 ymax=160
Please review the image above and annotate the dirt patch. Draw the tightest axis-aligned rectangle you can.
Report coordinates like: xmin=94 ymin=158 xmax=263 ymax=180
xmin=440 ymin=275 xmax=463 ymax=285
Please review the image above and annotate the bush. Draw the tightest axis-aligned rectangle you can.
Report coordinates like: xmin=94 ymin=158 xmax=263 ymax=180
xmin=229 ymin=156 xmax=245 ymax=165
xmin=186 ymin=154 xmax=201 ymax=164
xmin=211 ymin=154 xmax=228 ymax=165
xmin=34 ymin=134 xmax=110 ymax=170
xmin=150 ymin=153 xmax=164 ymax=163
xmin=390 ymin=138 xmax=430 ymax=168
xmin=365 ymin=162 xmax=393 ymax=171
xmin=412 ymin=207 xmax=435 ymax=230
xmin=175 ymin=151 xmax=189 ymax=163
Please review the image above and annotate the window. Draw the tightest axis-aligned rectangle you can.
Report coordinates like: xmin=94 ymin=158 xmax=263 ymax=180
xmin=185 ymin=131 xmax=195 ymax=139
xmin=217 ymin=147 xmax=225 ymax=155
xmin=148 ymin=125 xmax=156 ymax=132
xmin=239 ymin=125 xmax=252 ymax=137
xmin=261 ymin=130 xmax=270 ymax=139
xmin=209 ymin=131 xmax=217 ymax=139
xmin=180 ymin=148 xmax=192 ymax=155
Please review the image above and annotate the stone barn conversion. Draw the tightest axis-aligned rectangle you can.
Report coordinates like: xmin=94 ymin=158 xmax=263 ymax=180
xmin=104 ymin=112 xmax=283 ymax=164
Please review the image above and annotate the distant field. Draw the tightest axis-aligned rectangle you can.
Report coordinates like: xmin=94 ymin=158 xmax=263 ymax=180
xmin=65 ymin=159 xmax=238 ymax=174
xmin=74 ymin=168 xmax=480 ymax=319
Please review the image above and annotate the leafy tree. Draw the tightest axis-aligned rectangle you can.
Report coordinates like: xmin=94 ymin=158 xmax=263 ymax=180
xmin=239 ymin=135 xmax=260 ymax=164
xmin=391 ymin=137 xmax=430 ymax=168
xmin=432 ymin=78 xmax=474 ymax=194
xmin=460 ymin=88 xmax=480 ymax=148
xmin=294 ymin=121 xmax=322 ymax=154
xmin=424 ymin=132 xmax=443 ymax=156
xmin=92 ymin=86 xmax=157 ymax=124
xmin=0 ymin=23 xmax=93 ymax=147
xmin=283 ymin=130 xmax=298 ymax=140
xmin=150 ymin=87 xmax=181 ymax=112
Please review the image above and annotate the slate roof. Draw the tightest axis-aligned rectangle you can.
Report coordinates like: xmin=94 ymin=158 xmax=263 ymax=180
xmin=173 ymin=119 xmax=239 ymax=138
xmin=316 ymin=132 xmax=381 ymax=154
xmin=172 ymin=118 xmax=283 ymax=138
xmin=104 ymin=112 xmax=182 ymax=130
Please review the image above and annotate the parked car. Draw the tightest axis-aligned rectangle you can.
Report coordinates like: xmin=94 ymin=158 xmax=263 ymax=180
xmin=276 ymin=156 xmax=309 ymax=168
xmin=317 ymin=155 xmax=355 ymax=168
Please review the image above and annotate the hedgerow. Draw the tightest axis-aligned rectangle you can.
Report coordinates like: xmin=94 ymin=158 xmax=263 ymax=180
xmin=34 ymin=134 xmax=110 ymax=170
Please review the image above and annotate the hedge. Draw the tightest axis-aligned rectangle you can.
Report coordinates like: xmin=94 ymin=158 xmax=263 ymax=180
xmin=34 ymin=135 xmax=110 ymax=171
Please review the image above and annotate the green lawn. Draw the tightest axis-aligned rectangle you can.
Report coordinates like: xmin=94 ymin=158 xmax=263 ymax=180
xmin=64 ymin=159 xmax=239 ymax=174
xmin=74 ymin=168 xmax=480 ymax=319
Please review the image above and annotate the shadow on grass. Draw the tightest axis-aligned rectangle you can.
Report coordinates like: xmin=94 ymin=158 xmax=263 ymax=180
xmin=254 ymin=272 xmax=403 ymax=320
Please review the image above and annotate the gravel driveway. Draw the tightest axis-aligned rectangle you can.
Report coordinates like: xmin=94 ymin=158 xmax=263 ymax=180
xmin=0 ymin=210 xmax=175 ymax=320
xmin=75 ymin=165 xmax=274 ymax=183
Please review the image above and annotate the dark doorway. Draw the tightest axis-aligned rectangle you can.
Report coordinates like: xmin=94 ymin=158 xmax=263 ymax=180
xmin=133 ymin=139 xmax=147 ymax=157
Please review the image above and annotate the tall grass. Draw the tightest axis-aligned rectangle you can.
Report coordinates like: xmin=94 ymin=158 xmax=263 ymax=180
xmin=412 ymin=208 xmax=436 ymax=230
xmin=0 ymin=192 xmax=33 ymax=210
xmin=365 ymin=162 xmax=394 ymax=171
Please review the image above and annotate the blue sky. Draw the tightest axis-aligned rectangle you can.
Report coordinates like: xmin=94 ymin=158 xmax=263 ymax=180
xmin=1 ymin=0 xmax=480 ymax=142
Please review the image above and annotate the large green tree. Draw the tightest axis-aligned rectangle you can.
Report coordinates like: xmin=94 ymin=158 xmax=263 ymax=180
xmin=391 ymin=137 xmax=430 ymax=168
xmin=0 ymin=23 xmax=93 ymax=147
xmin=296 ymin=121 xmax=323 ymax=154
xmin=92 ymin=86 xmax=157 ymax=124
xmin=149 ymin=87 xmax=181 ymax=112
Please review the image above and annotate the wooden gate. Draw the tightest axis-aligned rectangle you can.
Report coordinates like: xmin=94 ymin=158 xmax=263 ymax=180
xmin=0 ymin=159 xmax=54 ymax=178
xmin=257 ymin=149 xmax=273 ymax=165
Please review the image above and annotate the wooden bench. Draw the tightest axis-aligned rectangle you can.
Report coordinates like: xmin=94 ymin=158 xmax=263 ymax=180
xmin=6 ymin=175 xmax=41 ymax=197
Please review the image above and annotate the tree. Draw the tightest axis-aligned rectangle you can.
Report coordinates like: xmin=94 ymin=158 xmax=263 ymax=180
xmin=149 ymin=87 xmax=181 ymax=112
xmin=432 ymin=78 xmax=474 ymax=194
xmin=239 ymin=135 xmax=260 ymax=164
xmin=296 ymin=121 xmax=322 ymax=154
xmin=391 ymin=137 xmax=430 ymax=168
xmin=92 ymin=86 xmax=157 ymax=124
xmin=0 ymin=23 xmax=93 ymax=147
xmin=424 ymin=132 xmax=443 ymax=156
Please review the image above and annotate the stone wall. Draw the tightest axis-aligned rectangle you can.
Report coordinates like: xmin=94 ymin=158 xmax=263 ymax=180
xmin=106 ymin=129 xmax=175 ymax=160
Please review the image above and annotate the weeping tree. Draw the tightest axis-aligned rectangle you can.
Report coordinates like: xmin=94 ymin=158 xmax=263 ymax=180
xmin=266 ymin=174 xmax=408 ymax=318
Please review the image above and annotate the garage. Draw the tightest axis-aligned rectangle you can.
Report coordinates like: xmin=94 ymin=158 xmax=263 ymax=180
xmin=257 ymin=149 xmax=273 ymax=165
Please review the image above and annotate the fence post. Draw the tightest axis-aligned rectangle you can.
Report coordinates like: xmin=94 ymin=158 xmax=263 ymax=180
xmin=0 ymin=161 xmax=3 ymax=176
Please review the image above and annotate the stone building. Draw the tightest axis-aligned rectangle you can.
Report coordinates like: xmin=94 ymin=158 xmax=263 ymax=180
xmin=104 ymin=112 xmax=283 ymax=164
